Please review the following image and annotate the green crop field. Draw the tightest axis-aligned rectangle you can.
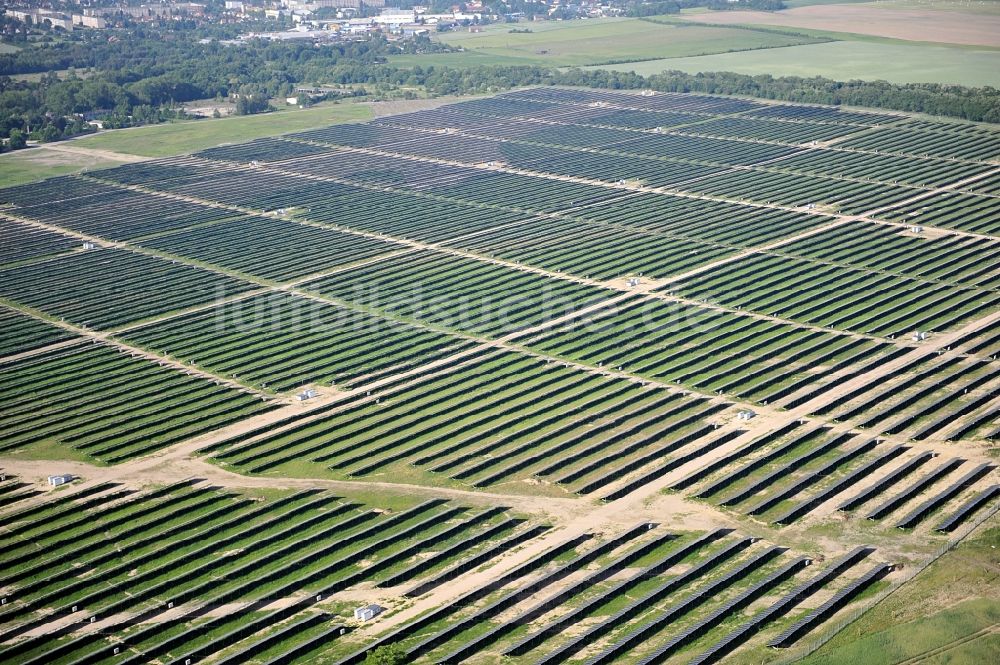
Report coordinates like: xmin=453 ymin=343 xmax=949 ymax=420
xmin=390 ymin=10 xmax=1000 ymax=87
xmin=0 ymin=87 xmax=997 ymax=665
xmin=600 ymin=40 xmax=1000 ymax=87
xmin=391 ymin=17 xmax=825 ymax=68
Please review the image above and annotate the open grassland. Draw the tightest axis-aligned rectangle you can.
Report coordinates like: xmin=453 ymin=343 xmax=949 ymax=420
xmin=800 ymin=520 xmax=1000 ymax=665
xmin=11 ymin=67 xmax=94 ymax=82
xmin=598 ymin=40 xmax=1000 ymax=87
xmin=72 ymin=101 xmax=373 ymax=158
xmin=0 ymin=101 xmax=372 ymax=187
xmin=783 ymin=0 xmax=871 ymax=6
xmin=391 ymin=18 xmax=825 ymax=69
xmin=0 ymin=146 xmax=125 ymax=188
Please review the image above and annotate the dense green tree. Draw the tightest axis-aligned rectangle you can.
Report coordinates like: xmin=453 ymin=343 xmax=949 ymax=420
xmin=235 ymin=89 xmax=272 ymax=115
xmin=7 ymin=127 xmax=25 ymax=149
xmin=36 ymin=124 xmax=61 ymax=142
xmin=363 ymin=644 xmax=408 ymax=665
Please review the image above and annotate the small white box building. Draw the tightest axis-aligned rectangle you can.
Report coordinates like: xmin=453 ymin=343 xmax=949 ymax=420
xmin=82 ymin=241 xmax=97 ymax=250
xmin=736 ymin=409 xmax=756 ymax=421
xmin=48 ymin=474 xmax=73 ymax=486
xmin=296 ymin=388 xmax=319 ymax=401
xmin=354 ymin=604 xmax=383 ymax=621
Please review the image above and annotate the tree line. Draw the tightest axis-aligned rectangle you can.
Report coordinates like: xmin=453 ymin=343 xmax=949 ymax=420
xmin=0 ymin=28 xmax=997 ymax=150
xmin=0 ymin=33 xmax=446 ymax=146
xmin=334 ymin=64 xmax=1000 ymax=123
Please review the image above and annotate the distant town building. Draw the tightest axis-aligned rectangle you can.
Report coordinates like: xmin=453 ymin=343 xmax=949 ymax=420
xmin=8 ymin=8 xmax=76 ymax=30
xmin=72 ymin=14 xmax=107 ymax=29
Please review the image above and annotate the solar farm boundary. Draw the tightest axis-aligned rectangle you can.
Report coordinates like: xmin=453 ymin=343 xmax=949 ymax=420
xmin=3 ymin=91 xmax=995 ymax=664
xmin=772 ymin=497 xmax=1000 ymax=664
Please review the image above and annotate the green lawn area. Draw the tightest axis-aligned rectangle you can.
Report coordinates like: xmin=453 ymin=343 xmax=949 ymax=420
xmin=392 ymin=18 xmax=824 ymax=68
xmin=1 ymin=439 xmax=104 ymax=465
xmin=72 ymin=101 xmax=373 ymax=157
xmin=800 ymin=600 xmax=1000 ymax=665
xmin=0 ymin=43 xmax=20 ymax=53
xmin=0 ymin=101 xmax=373 ymax=188
xmin=797 ymin=519 xmax=1000 ymax=665
xmin=592 ymin=40 xmax=1000 ymax=87
xmin=0 ymin=147 xmax=125 ymax=188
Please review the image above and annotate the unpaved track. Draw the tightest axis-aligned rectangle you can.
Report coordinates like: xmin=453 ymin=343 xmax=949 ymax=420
xmin=0 ymin=456 xmax=592 ymax=526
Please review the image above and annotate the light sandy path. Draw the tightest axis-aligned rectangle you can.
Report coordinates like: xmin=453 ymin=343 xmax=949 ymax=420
xmin=36 ymin=142 xmax=151 ymax=164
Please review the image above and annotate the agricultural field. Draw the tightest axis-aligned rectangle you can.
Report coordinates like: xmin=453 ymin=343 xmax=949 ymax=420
xmin=612 ymin=41 xmax=1000 ymax=88
xmin=681 ymin=3 xmax=1000 ymax=47
xmin=389 ymin=7 xmax=1000 ymax=87
xmin=388 ymin=18 xmax=826 ymax=69
xmin=0 ymin=87 xmax=998 ymax=665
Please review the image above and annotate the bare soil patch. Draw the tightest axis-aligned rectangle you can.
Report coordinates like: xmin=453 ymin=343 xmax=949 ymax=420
xmin=684 ymin=6 xmax=1000 ymax=47
xmin=365 ymin=95 xmax=485 ymax=118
